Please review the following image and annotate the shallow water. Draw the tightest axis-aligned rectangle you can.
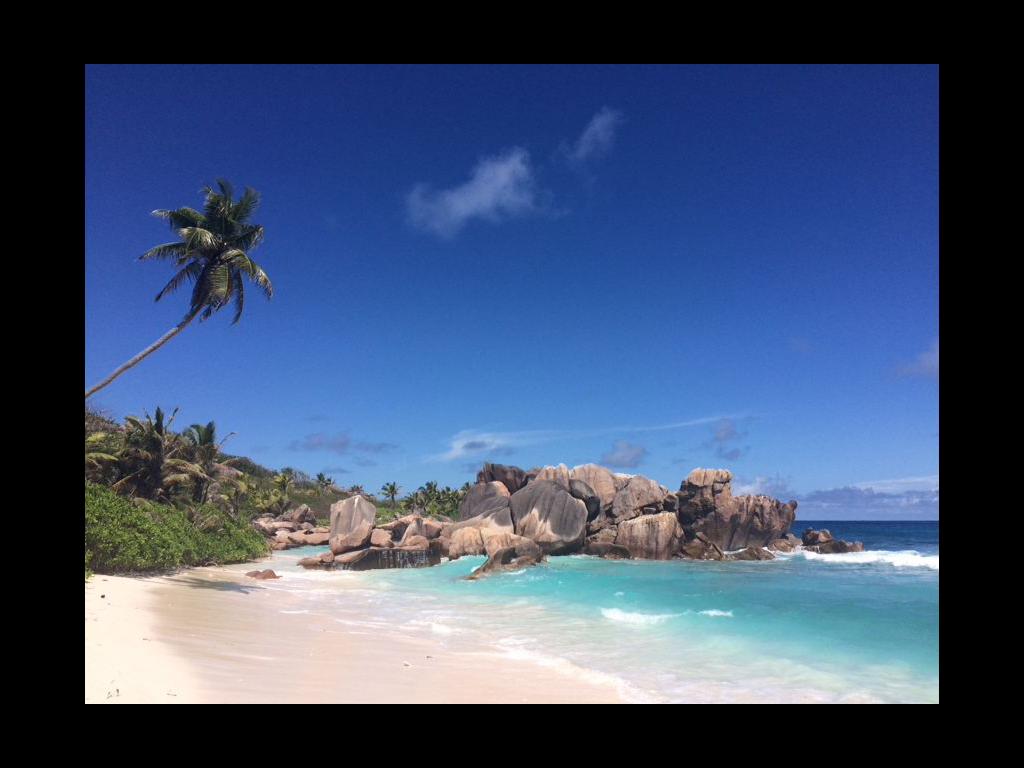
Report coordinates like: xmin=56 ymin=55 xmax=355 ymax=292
xmin=228 ymin=520 xmax=938 ymax=703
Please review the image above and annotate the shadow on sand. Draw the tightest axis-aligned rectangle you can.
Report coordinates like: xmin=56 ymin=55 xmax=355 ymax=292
xmin=170 ymin=576 xmax=263 ymax=594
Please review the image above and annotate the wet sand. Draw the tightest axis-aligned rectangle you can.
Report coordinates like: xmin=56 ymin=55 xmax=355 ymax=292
xmin=85 ymin=568 xmax=625 ymax=704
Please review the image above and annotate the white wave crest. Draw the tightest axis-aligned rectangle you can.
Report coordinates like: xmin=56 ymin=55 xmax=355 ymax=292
xmin=799 ymin=549 xmax=938 ymax=570
xmin=697 ymin=609 xmax=733 ymax=617
xmin=600 ymin=608 xmax=680 ymax=625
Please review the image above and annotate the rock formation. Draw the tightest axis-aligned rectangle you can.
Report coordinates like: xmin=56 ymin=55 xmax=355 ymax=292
xmin=509 ymin=480 xmax=588 ymax=554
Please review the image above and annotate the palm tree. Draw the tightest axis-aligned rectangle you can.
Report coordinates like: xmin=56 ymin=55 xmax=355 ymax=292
xmin=273 ymin=470 xmax=294 ymax=497
xmin=182 ymin=421 xmax=236 ymax=503
xmin=111 ymin=407 xmax=208 ymax=501
xmin=85 ymin=180 xmax=273 ymax=399
xmin=381 ymin=481 xmax=401 ymax=508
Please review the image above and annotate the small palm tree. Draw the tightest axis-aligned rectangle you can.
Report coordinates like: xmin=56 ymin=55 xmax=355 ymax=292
xmin=182 ymin=421 xmax=236 ymax=503
xmin=381 ymin=482 xmax=401 ymax=508
xmin=273 ymin=470 xmax=294 ymax=497
xmin=111 ymin=407 xmax=208 ymax=501
xmin=85 ymin=180 xmax=273 ymax=399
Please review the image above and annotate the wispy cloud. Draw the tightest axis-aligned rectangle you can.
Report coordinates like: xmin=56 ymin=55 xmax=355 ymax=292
xmin=601 ymin=440 xmax=648 ymax=468
xmin=321 ymin=465 xmax=351 ymax=475
xmin=289 ymin=433 xmax=399 ymax=456
xmin=407 ymin=147 xmax=541 ymax=238
xmin=734 ymin=473 xmax=798 ymax=499
xmin=898 ymin=338 xmax=939 ymax=378
xmin=798 ymin=486 xmax=939 ymax=520
xmin=432 ymin=415 xmax=737 ymax=462
xmin=853 ymin=475 xmax=939 ymax=494
xmin=702 ymin=418 xmax=750 ymax=461
xmin=562 ymin=107 xmax=624 ymax=165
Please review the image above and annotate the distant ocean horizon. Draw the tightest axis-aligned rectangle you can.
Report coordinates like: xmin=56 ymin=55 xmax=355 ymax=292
xmin=228 ymin=519 xmax=939 ymax=703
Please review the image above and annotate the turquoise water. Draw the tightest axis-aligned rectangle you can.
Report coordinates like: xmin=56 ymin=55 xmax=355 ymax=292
xmin=239 ymin=521 xmax=938 ymax=703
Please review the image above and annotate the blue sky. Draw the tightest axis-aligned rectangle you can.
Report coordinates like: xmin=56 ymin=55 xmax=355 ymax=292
xmin=85 ymin=64 xmax=938 ymax=518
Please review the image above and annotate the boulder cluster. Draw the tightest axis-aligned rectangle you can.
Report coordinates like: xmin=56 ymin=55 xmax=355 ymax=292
xmin=251 ymin=504 xmax=331 ymax=550
xmin=269 ymin=463 xmax=808 ymax=577
xmin=801 ymin=528 xmax=864 ymax=553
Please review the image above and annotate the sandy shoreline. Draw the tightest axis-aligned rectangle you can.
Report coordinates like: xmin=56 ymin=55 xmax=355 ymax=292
xmin=85 ymin=567 xmax=626 ymax=704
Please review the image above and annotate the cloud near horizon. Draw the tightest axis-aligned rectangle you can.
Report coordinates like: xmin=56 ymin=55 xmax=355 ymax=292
xmin=289 ymin=433 xmax=398 ymax=456
xmin=600 ymin=440 xmax=648 ymax=468
xmin=702 ymin=418 xmax=750 ymax=461
xmin=432 ymin=415 xmax=736 ymax=463
xmin=407 ymin=147 xmax=541 ymax=238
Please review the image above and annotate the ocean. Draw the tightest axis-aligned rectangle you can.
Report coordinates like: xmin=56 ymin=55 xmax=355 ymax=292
xmin=227 ymin=520 xmax=938 ymax=703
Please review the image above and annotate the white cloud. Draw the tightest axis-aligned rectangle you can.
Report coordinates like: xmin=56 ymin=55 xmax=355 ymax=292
xmin=407 ymin=147 xmax=539 ymax=238
xmin=564 ymin=107 xmax=624 ymax=164
xmin=898 ymin=338 xmax=939 ymax=378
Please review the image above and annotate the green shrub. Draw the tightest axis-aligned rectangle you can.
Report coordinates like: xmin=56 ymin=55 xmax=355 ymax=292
xmin=85 ymin=483 xmax=268 ymax=574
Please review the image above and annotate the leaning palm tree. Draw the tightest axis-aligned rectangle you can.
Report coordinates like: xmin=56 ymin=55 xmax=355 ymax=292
xmin=85 ymin=180 xmax=273 ymax=399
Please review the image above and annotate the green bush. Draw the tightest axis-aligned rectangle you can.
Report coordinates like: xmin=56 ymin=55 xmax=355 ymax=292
xmin=85 ymin=483 xmax=268 ymax=574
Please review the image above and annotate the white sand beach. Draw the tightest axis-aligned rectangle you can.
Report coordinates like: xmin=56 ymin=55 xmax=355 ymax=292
xmin=85 ymin=568 xmax=625 ymax=704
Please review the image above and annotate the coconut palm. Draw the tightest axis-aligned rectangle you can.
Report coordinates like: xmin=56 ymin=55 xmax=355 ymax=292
xmin=273 ymin=470 xmax=294 ymax=497
xmin=85 ymin=180 xmax=273 ymax=399
xmin=111 ymin=407 xmax=208 ymax=501
xmin=381 ymin=482 xmax=401 ymax=508
xmin=182 ymin=421 xmax=236 ymax=503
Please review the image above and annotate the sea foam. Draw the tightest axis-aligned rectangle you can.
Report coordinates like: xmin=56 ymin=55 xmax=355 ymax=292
xmin=798 ymin=549 xmax=938 ymax=570
xmin=600 ymin=608 xmax=680 ymax=625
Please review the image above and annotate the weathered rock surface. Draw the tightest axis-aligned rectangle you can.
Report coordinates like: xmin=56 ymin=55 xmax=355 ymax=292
xmin=329 ymin=519 xmax=373 ymax=555
xmin=509 ymin=480 xmax=588 ymax=554
xmin=329 ymin=495 xmax=378 ymax=538
xmin=532 ymin=464 xmax=572 ymax=490
xmin=482 ymin=532 xmax=539 ymax=559
xmin=569 ymin=464 xmax=620 ymax=510
xmin=448 ymin=527 xmax=486 ymax=559
xmin=288 ymin=504 xmax=317 ymax=525
xmin=611 ymin=476 xmax=671 ymax=522
xmin=476 ymin=463 xmax=529 ymax=495
xmin=370 ymin=529 xmax=394 ymax=548
xmin=679 ymin=532 xmax=727 ymax=561
xmin=458 ymin=481 xmax=511 ymax=521
xmin=302 ymin=546 xmax=442 ymax=571
xmin=805 ymin=538 xmax=865 ymax=554
xmin=677 ymin=469 xmax=796 ymax=550
xmin=614 ymin=512 xmax=683 ymax=559
xmin=768 ymin=533 xmax=802 ymax=552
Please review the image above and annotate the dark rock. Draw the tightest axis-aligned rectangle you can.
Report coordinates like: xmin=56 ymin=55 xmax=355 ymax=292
xmin=807 ymin=539 xmax=865 ymax=554
xmin=466 ymin=542 xmax=545 ymax=580
xmin=730 ymin=546 xmax=776 ymax=561
xmin=679 ymin=532 xmax=727 ymax=561
xmin=476 ymin=463 xmax=529 ymax=495
xmin=458 ymin=481 xmax=511 ymax=521
xmin=509 ymin=480 xmax=588 ymax=554
xmin=802 ymin=528 xmax=833 ymax=546
xmin=614 ymin=512 xmax=683 ymax=559
xmin=584 ymin=541 xmax=632 ymax=559
xmin=335 ymin=546 xmax=442 ymax=571
xmin=569 ymin=479 xmax=602 ymax=521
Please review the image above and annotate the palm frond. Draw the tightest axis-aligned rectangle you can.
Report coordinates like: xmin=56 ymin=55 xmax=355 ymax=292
xmin=232 ymin=187 xmax=260 ymax=223
xmin=139 ymin=242 xmax=187 ymax=262
xmin=231 ymin=271 xmax=245 ymax=324
xmin=227 ymin=224 xmax=264 ymax=252
xmin=178 ymin=227 xmax=218 ymax=251
xmin=153 ymin=207 xmax=206 ymax=230
xmin=155 ymin=260 xmax=202 ymax=302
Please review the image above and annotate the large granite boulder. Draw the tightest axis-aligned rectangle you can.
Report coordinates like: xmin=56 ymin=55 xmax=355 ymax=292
xmin=288 ymin=504 xmax=317 ymax=525
xmin=768 ymin=533 xmax=801 ymax=552
xmin=677 ymin=468 xmax=734 ymax=524
xmin=509 ymin=480 xmax=588 ymax=554
xmin=476 ymin=463 xmax=529 ymax=495
xmin=370 ymin=529 xmax=394 ymax=548
xmin=532 ymin=464 xmax=573 ymax=489
xmin=335 ymin=546 xmax=442 ymax=570
xmin=448 ymin=527 xmax=486 ymax=558
xmin=329 ymin=495 xmax=378 ymax=538
xmin=806 ymin=538 xmax=865 ymax=554
xmin=677 ymin=469 xmax=797 ymax=550
xmin=730 ymin=546 xmax=776 ymax=561
xmin=614 ymin=512 xmax=683 ymax=559
xmin=802 ymin=528 xmax=833 ymax=546
xmin=691 ymin=495 xmax=798 ymax=551
xmin=569 ymin=464 xmax=619 ymax=510
xmin=458 ymin=481 xmax=511 ymax=521
xmin=611 ymin=476 xmax=670 ymax=522
xmin=329 ymin=520 xmax=373 ymax=555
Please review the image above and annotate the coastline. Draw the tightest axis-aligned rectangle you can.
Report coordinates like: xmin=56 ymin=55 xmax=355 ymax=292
xmin=85 ymin=566 xmax=626 ymax=704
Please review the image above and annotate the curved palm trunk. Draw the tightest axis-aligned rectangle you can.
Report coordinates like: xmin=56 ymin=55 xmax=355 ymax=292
xmin=85 ymin=309 xmax=200 ymax=399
